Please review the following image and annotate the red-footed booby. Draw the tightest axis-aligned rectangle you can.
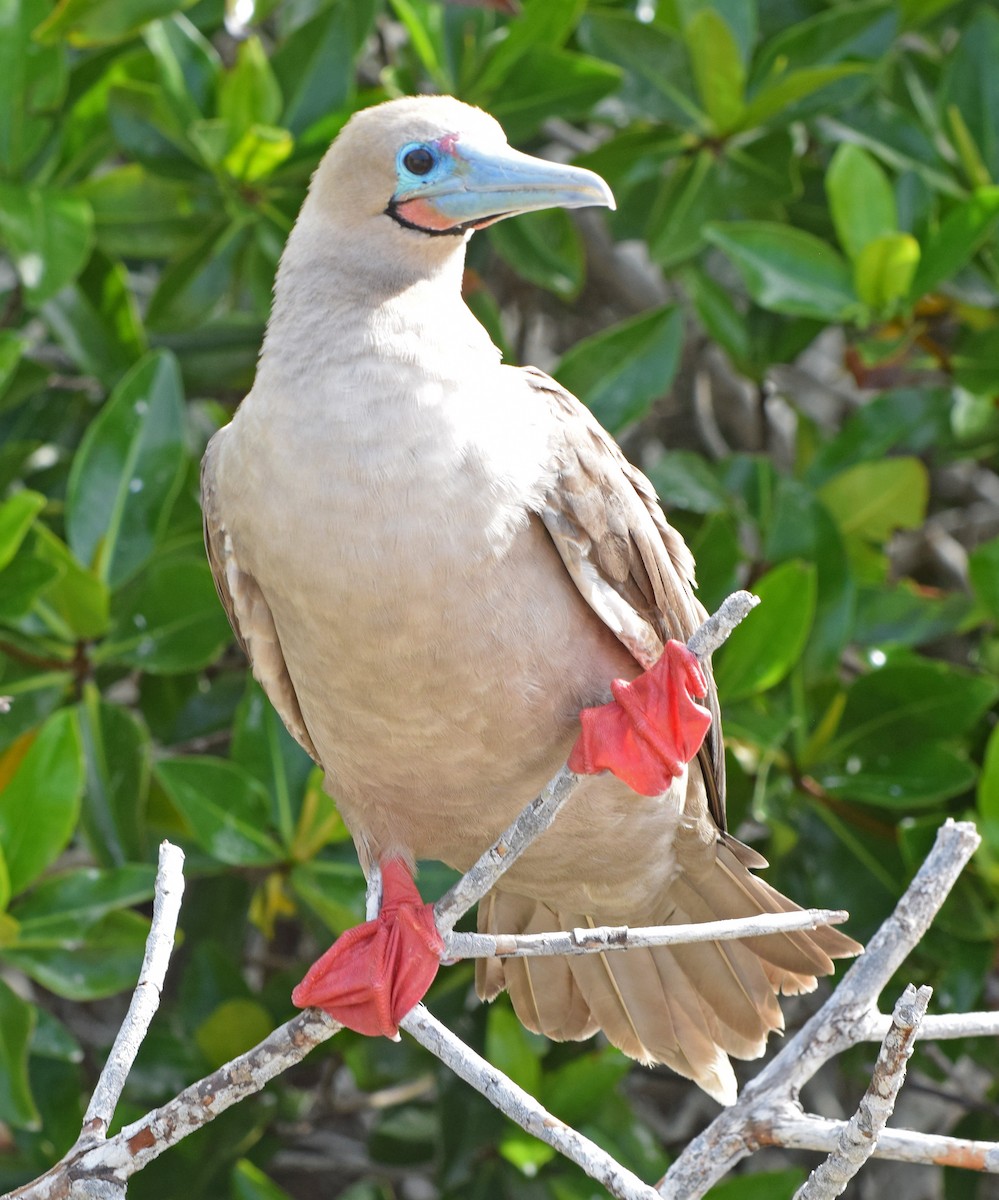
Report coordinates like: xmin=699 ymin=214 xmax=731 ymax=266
xmin=201 ymin=95 xmax=858 ymax=1105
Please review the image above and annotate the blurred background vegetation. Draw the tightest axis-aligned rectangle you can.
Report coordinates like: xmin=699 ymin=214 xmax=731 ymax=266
xmin=0 ymin=0 xmax=998 ymax=1197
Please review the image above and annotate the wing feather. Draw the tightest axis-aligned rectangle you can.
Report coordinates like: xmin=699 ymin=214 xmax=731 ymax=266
xmin=524 ymin=366 xmax=727 ymax=829
xmin=201 ymin=430 xmax=319 ymax=763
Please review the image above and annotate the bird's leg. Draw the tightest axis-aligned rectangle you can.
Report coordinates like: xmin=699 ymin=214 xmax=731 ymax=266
xmin=291 ymin=858 xmax=444 ymax=1037
xmin=568 ymin=639 xmax=713 ymax=797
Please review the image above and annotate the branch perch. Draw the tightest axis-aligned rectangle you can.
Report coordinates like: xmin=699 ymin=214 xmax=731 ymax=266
xmin=793 ymin=983 xmax=931 ymax=1200
xmin=6 ymin=594 xmax=998 ymax=1200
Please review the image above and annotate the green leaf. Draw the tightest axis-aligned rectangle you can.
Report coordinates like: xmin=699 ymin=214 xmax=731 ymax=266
xmin=222 ymin=124 xmax=293 ymax=183
xmin=704 ymin=222 xmax=858 ymax=322
xmin=909 ymin=187 xmax=999 ymax=298
xmin=42 ymin=251 xmax=147 ymax=387
xmin=485 ymin=48 xmax=621 ymax=143
xmin=290 ymin=859 xmax=366 ymax=933
xmin=485 ymin=1003 xmax=543 ymax=1094
xmin=706 ymin=1170 xmax=806 ymax=1200
xmin=818 ymin=457 xmax=927 ymax=543
xmin=969 ymin=538 xmax=999 ymax=623
xmin=195 ymin=999 xmax=273 ymax=1069
xmin=679 ymin=265 xmax=750 ymax=368
xmin=155 ymin=757 xmax=284 ymax=866
xmin=473 ymin=0 xmax=584 ymax=96
xmin=817 ymin=743 xmax=977 ymax=809
xmin=78 ymin=692 xmax=150 ymax=866
xmin=0 ymin=710 xmax=84 ymax=896
xmin=0 ymin=491 xmax=45 ymax=573
xmin=4 ymin=909 xmax=148 ymax=1000
xmin=30 ymin=525 xmax=110 ymax=641
xmin=100 ymin=554 xmax=232 ymax=674
xmin=0 ymin=184 xmax=94 ymax=306
xmin=231 ymin=1160 xmax=295 ymax=1200
xmin=554 ymin=305 xmax=683 ymax=435
xmin=714 ymin=560 xmax=817 ymax=701
xmin=645 ymin=450 xmax=728 ymax=515
xmin=12 ymin=864 xmax=156 ymax=928
xmin=271 ymin=1 xmax=377 ymax=136
xmin=0 ymin=0 xmax=65 ymax=176
xmin=218 ymin=36 xmax=281 ymax=132
xmin=66 ymin=350 xmax=187 ymax=588
xmin=954 ymin=329 xmax=999 ymax=397
xmin=488 ymin=208 xmax=583 ymax=299
xmin=684 ymin=8 xmax=744 ymax=131
xmin=978 ymin=723 xmax=999 ymax=846
xmin=853 ymin=233 xmax=920 ymax=311
xmin=0 ymin=978 xmax=38 ymax=1129
xmin=825 ymin=144 xmax=898 ymax=260
xmin=742 ymin=64 xmax=869 ymax=129
xmin=35 ymin=0 xmax=198 ymax=46
xmin=232 ymin=681 xmax=313 ymax=848
xmin=830 ymin=659 xmax=999 ymax=753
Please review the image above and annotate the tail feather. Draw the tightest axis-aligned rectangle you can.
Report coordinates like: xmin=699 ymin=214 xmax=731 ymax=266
xmin=476 ymin=838 xmax=860 ymax=1104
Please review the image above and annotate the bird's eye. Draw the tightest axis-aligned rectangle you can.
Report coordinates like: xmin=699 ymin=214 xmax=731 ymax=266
xmin=403 ymin=146 xmax=436 ymax=176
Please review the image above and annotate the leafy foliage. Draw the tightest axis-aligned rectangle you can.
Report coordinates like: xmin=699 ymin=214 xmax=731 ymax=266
xmin=0 ymin=1 xmax=997 ymax=1198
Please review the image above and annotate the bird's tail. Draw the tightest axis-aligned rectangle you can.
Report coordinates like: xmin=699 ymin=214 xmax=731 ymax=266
xmin=475 ymin=838 xmax=859 ymax=1105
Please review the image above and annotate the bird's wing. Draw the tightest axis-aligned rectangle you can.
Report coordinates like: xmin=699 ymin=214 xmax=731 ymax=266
xmin=525 ymin=366 xmax=727 ymax=830
xmin=201 ymin=430 xmax=319 ymax=762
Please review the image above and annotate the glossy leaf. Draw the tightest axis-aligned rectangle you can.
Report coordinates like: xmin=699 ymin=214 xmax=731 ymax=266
xmin=218 ymin=37 xmax=282 ymax=132
xmin=969 ymin=537 xmax=999 ymax=623
xmin=488 ymin=208 xmax=584 ymax=299
xmin=195 ymin=999 xmax=273 ymax=1069
xmin=0 ymin=490 xmax=45 ymax=573
xmin=818 ymin=457 xmax=928 ymax=543
xmin=554 ymin=305 xmax=683 ymax=434
xmin=817 ymin=743 xmax=977 ymax=809
xmin=0 ymin=184 xmax=93 ymax=305
xmin=66 ymin=351 xmax=187 ymax=588
xmin=35 ymin=0 xmax=198 ymax=46
xmin=155 ymin=757 xmax=283 ymax=866
xmin=4 ymin=909 xmax=149 ymax=1000
xmin=829 ymin=659 xmax=998 ymax=754
xmin=909 ymin=187 xmax=999 ymax=298
xmin=853 ymin=233 xmax=920 ymax=311
xmin=715 ymin=560 xmax=817 ymax=701
xmin=704 ymin=222 xmax=858 ymax=321
xmin=78 ymin=691 xmax=150 ymax=865
xmin=0 ymin=978 xmax=38 ymax=1129
xmin=685 ymin=8 xmax=744 ymax=132
xmin=0 ymin=710 xmax=84 ymax=896
xmin=101 ymin=554 xmax=232 ymax=674
xmin=825 ymin=144 xmax=898 ymax=260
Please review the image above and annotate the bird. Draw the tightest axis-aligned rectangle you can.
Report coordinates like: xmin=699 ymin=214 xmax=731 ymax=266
xmin=201 ymin=94 xmax=858 ymax=1106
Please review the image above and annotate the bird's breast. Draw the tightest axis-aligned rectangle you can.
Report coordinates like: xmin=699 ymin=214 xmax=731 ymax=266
xmin=221 ymin=367 xmax=634 ymax=868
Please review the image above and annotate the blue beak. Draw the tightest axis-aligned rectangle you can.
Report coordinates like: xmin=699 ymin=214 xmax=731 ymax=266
xmin=390 ymin=139 xmax=615 ymax=235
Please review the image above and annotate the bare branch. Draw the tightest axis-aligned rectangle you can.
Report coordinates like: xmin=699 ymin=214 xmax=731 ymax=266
xmin=793 ymin=983 xmax=931 ymax=1200
xmin=768 ymin=1111 xmax=999 ymax=1173
xmin=687 ymin=590 xmax=760 ymax=658
xmin=78 ymin=842 xmax=186 ymax=1148
xmin=401 ymin=1005 xmax=660 ymax=1200
xmin=446 ymin=908 xmax=849 ymax=959
xmin=866 ymin=1011 xmax=999 ymax=1041
xmin=657 ymin=819 xmax=983 ymax=1200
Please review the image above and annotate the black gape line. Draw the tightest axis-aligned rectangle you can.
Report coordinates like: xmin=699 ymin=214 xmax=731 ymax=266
xmin=385 ymin=198 xmax=510 ymax=237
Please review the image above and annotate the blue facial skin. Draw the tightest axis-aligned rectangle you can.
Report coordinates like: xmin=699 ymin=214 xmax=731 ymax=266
xmin=389 ymin=136 xmax=615 ymax=231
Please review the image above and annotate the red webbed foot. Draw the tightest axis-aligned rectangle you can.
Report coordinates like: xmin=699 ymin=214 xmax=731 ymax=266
xmin=568 ymin=639 xmax=712 ymax=797
xmin=291 ymin=858 xmax=445 ymax=1037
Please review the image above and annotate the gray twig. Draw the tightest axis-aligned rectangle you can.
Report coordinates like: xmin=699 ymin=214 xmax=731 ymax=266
xmin=401 ymin=1005 xmax=660 ymax=1200
xmin=79 ymin=842 xmax=186 ymax=1146
xmin=793 ymin=984 xmax=932 ymax=1200
xmin=446 ymin=908 xmax=849 ymax=959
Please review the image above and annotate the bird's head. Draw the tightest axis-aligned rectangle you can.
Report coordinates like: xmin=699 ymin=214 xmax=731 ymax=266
xmin=304 ymin=96 xmax=614 ymax=275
